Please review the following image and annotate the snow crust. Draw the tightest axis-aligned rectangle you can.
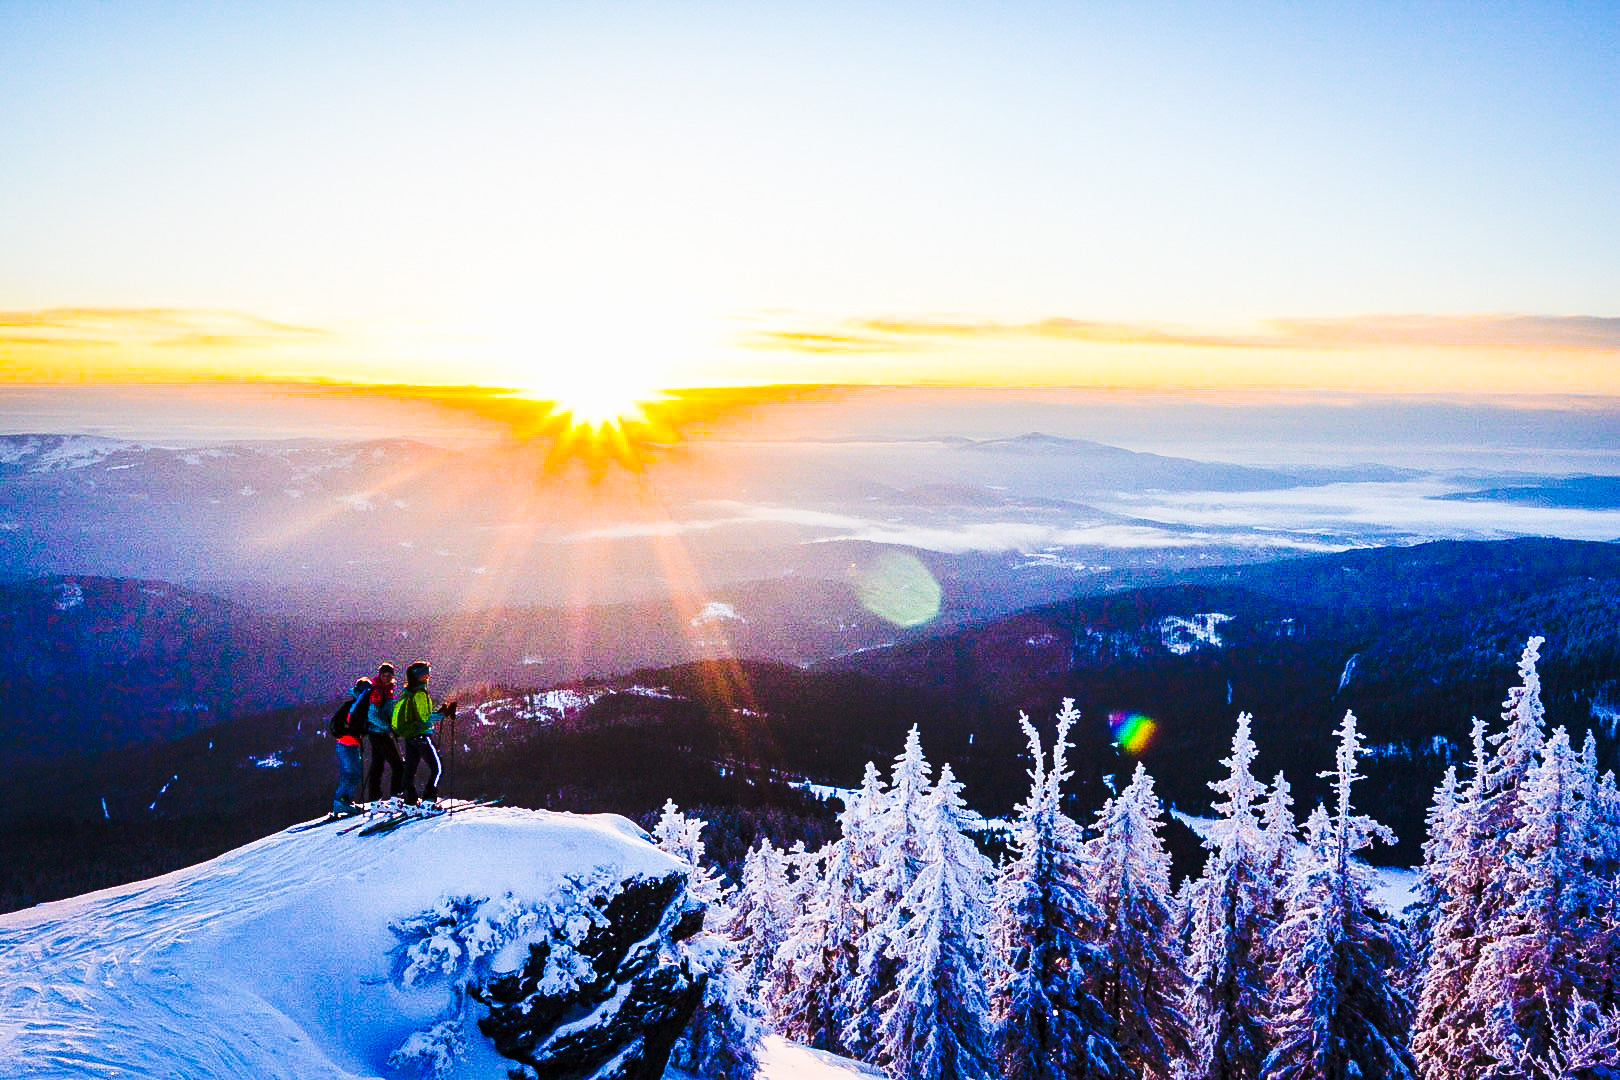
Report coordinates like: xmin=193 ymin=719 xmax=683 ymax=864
xmin=756 ymin=1035 xmax=885 ymax=1078
xmin=0 ymin=807 xmax=681 ymax=1079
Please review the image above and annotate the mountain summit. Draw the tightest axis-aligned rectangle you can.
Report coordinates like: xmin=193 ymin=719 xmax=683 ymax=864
xmin=1 ymin=807 xmax=705 ymax=1079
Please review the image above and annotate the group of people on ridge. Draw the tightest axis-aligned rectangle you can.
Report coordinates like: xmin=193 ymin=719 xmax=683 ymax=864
xmin=328 ymin=659 xmax=457 ymax=818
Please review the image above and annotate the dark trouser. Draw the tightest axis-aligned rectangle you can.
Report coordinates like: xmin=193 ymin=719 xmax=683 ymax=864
xmin=333 ymin=741 xmax=363 ymax=813
xmin=367 ymin=732 xmax=405 ymax=801
xmin=403 ymin=734 xmax=441 ymax=803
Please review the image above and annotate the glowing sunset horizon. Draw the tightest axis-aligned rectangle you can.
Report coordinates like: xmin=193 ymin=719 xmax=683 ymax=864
xmin=6 ymin=304 xmax=1620 ymax=400
xmin=4 ymin=4 xmax=1616 ymax=406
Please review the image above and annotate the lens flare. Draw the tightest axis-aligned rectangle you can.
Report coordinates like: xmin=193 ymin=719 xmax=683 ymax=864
xmin=1109 ymin=711 xmax=1158 ymax=755
xmin=852 ymin=551 xmax=942 ymax=628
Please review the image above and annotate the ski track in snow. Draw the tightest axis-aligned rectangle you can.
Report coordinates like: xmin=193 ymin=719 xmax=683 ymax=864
xmin=0 ymin=807 xmax=679 ymax=1080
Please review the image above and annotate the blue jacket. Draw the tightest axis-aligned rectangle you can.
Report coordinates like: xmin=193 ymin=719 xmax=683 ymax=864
xmin=366 ymin=687 xmax=396 ymax=734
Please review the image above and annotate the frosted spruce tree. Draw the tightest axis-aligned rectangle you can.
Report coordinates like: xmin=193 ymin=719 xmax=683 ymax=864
xmin=1406 ymin=764 xmax=1461 ymax=983
xmin=1264 ymin=711 xmax=1416 ymax=1080
xmin=651 ymin=800 xmax=762 ymax=1080
xmin=1475 ymin=724 xmax=1619 ymax=1071
xmin=1084 ymin=761 xmax=1190 ymax=1079
xmin=873 ymin=762 xmax=996 ymax=1080
xmin=1260 ymin=769 xmax=1297 ymax=901
xmin=1182 ymin=713 xmax=1280 ymax=1080
xmin=1413 ymin=639 xmax=1549 ymax=1079
xmin=773 ymin=835 xmax=861 ymax=1052
xmin=843 ymin=725 xmax=934 ymax=1057
xmin=989 ymin=702 xmax=1129 ymax=1080
xmin=1594 ymin=763 xmax=1620 ymax=1011
xmin=651 ymin=797 xmax=727 ymax=909
xmin=724 ymin=838 xmax=796 ymax=1000
xmin=773 ymin=775 xmax=887 ymax=1054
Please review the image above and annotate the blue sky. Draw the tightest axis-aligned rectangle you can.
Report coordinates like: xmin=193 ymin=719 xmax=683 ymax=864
xmin=2 ymin=1 xmax=1617 ymax=395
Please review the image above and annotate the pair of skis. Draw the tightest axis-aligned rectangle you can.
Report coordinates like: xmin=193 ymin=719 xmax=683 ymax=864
xmin=345 ymin=796 xmax=502 ymax=837
xmin=286 ymin=797 xmax=500 ymax=836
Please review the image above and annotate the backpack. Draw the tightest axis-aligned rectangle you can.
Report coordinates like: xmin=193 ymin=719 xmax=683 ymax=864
xmin=327 ymin=698 xmax=352 ymax=738
xmin=330 ymin=687 xmax=368 ymax=738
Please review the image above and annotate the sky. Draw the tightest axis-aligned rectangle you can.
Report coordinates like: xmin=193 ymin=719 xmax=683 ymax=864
xmin=2 ymin=1 xmax=1618 ymax=404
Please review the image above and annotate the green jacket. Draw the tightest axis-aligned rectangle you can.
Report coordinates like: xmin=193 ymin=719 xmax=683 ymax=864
xmin=392 ymin=686 xmax=435 ymax=738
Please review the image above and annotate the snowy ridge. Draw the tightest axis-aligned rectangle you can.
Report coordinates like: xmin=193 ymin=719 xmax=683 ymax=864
xmin=0 ymin=434 xmax=139 ymax=472
xmin=1158 ymin=612 xmax=1234 ymax=655
xmin=0 ymin=807 xmax=679 ymax=1079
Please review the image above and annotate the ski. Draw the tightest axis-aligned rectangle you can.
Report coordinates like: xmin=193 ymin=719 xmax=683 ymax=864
xmin=334 ymin=800 xmax=428 ymax=835
xmin=338 ymin=805 xmax=408 ymax=835
xmin=287 ymin=812 xmax=360 ymax=833
xmin=356 ymin=796 xmax=502 ymax=837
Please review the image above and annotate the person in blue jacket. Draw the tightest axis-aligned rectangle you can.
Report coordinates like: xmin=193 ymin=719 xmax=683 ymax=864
xmin=363 ymin=662 xmax=406 ymax=806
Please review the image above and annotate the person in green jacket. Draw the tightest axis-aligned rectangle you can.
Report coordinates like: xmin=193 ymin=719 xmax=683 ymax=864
xmin=392 ymin=659 xmax=456 ymax=806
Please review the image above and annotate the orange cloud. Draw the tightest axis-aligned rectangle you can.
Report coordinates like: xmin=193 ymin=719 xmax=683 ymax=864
xmin=818 ymin=313 xmax=1620 ymax=351
xmin=850 ymin=316 xmax=1278 ymax=349
xmin=744 ymin=328 xmax=919 ymax=354
xmin=0 ymin=307 xmax=329 ymax=347
xmin=1262 ymin=314 xmax=1620 ymax=349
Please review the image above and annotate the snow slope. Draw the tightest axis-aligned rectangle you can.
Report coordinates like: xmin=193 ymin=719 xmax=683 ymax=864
xmin=0 ymin=806 xmax=681 ymax=1079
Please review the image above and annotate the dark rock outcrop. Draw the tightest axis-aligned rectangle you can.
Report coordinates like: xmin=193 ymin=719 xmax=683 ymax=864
xmin=476 ymin=870 xmax=707 ymax=1080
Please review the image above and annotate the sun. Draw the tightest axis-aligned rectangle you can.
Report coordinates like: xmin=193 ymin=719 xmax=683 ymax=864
xmin=497 ymin=368 xmax=682 ymax=477
xmin=546 ymin=384 xmax=653 ymax=432
xmin=526 ymin=369 xmax=667 ymax=434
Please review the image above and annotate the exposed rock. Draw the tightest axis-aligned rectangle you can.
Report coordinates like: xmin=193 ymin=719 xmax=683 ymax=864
xmin=477 ymin=870 xmax=707 ymax=1079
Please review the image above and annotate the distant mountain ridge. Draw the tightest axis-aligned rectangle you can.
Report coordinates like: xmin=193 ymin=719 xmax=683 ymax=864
xmin=0 ymin=430 xmax=1439 ymax=622
xmin=822 ymin=536 xmax=1620 ymax=860
xmin=9 ymin=536 xmax=1620 ymax=916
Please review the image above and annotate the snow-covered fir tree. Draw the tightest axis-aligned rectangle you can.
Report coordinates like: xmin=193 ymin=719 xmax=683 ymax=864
xmin=1473 ymin=723 xmax=1620 ymax=1072
xmin=989 ymin=703 xmax=1129 ymax=1080
xmin=668 ymin=932 xmax=765 ymax=1080
xmin=782 ymin=839 xmax=820 ymax=917
xmin=1182 ymin=713 xmax=1280 ymax=1080
xmin=651 ymin=797 xmax=728 ymax=910
xmin=1259 ymin=768 xmax=1297 ymax=947
xmin=1593 ymin=764 xmax=1620 ymax=1014
xmin=1083 ymin=761 xmax=1190 ymax=1079
xmin=650 ymin=799 xmax=762 ymax=1080
xmin=843 ymin=725 xmax=934 ymax=1057
xmin=873 ymin=762 xmax=996 ymax=1080
xmin=1413 ymin=639 xmax=1550 ymax=1079
xmin=772 ymin=831 xmax=864 ymax=1053
xmin=1406 ymin=764 xmax=1461 ymax=984
xmin=1412 ymin=714 xmax=1500 ymax=1079
xmin=1265 ymin=711 xmax=1416 ymax=1080
xmin=843 ymin=760 xmax=890 ymax=884
xmin=724 ymin=838 xmax=796 ymax=1000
